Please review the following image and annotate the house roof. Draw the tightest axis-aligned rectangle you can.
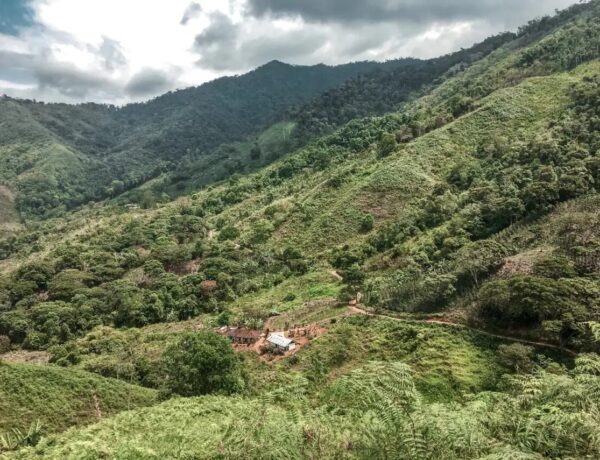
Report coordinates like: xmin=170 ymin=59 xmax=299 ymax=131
xmin=267 ymin=333 xmax=294 ymax=348
xmin=225 ymin=328 xmax=261 ymax=340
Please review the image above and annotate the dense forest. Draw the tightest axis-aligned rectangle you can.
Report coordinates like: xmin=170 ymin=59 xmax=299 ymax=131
xmin=0 ymin=31 xmax=527 ymax=220
xmin=2 ymin=1 xmax=600 ymax=458
xmin=0 ymin=60 xmax=383 ymax=219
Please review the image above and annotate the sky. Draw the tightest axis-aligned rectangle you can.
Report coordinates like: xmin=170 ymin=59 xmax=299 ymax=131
xmin=0 ymin=0 xmax=580 ymax=105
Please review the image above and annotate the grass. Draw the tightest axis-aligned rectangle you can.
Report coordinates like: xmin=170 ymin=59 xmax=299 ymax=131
xmin=0 ymin=362 xmax=157 ymax=435
xmin=0 ymin=313 xmax=523 ymax=457
xmin=286 ymin=315 xmax=573 ymax=402
xmin=8 ymin=315 xmax=575 ymax=459
xmin=231 ymin=269 xmax=341 ymax=318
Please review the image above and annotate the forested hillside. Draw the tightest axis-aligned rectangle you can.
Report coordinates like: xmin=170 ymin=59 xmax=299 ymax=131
xmin=0 ymin=60 xmax=383 ymax=219
xmin=0 ymin=31 xmax=520 ymax=220
xmin=2 ymin=1 xmax=600 ymax=458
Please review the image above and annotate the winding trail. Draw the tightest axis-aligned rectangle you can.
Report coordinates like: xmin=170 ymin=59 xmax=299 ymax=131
xmin=349 ymin=306 xmax=579 ymax=357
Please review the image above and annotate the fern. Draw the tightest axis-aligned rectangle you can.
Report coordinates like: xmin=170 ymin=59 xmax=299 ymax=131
xmin=0 ymin=420 xmax=43 ymax=452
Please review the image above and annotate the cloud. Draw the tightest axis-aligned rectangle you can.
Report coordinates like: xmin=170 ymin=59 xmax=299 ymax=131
xmin=181 ymin=2 xmax=203 ymax=25
xmin=0 ymin=48 xmax=117 ymax=99
xmin=34 ymin=60 xmax=117 ymax=98
xmin=0 ymin=0 xmax=580 ymax=103
xmin=96 ymin=36 xmax=126 ymax=71
xmin=193 ymin=11 xmax=328 ymax=71
xmin=246 ymin=0 xmax=577 ymax=28
xmin=194 ymin=11 xmax=237 ymax=50
xmin=125 ymin=68 xmax=177 ymax=97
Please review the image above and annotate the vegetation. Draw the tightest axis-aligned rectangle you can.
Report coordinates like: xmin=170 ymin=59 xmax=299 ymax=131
xmin=10 ymin=353 xmax=600 ymax=459
xmin=0 ymin=61 xmax=383 ymax=219
xmin=0 ymin=362 xmax=156 ymax=436
xmin=163 ymin=332 xmax=243 ymax=397
xmin=1 ymin=1 xmax=600 ymax=457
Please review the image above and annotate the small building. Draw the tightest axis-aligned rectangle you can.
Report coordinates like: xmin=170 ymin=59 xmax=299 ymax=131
xmin=222 ymin=327 xmax=261 ymax=345
xmin=267 ymin=332 xmax=296 ymax=352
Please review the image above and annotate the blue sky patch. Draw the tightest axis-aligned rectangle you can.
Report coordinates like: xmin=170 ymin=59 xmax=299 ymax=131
xmin=0 ymin=0 xmax=34 ymax=35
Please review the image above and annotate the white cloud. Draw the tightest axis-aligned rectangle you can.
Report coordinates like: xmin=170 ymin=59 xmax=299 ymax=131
xmin=0 ymin=0 xmax=580 ymax=104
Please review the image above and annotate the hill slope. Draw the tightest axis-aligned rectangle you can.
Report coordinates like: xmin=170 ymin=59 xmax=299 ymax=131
xmin=1 ymin=1 xmax=600 ymax=458
xmin=0 ymin=362 xmax=156 ymax=436
xmin=0 ymin=60 xmax=384 ymax=219
xmin=1 ymin=0 xmax=599 ymax=352
xmin=0 ymin=31 xmax=521 ymax=220
xmin=9 ymin=350 xmax=599 ymax=459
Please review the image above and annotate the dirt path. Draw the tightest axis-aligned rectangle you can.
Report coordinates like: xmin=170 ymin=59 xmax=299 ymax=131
xmin=0 ymin=350 xmax=50 ymax=365
xmin=330 ymin=270 xmax=343 ymax=281
xmin=349 ymin=306 xmax=579 ymax=357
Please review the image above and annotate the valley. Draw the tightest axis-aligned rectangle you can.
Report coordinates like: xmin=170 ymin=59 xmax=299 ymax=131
xmin=1 ymin=1 xmax=600 ymax=458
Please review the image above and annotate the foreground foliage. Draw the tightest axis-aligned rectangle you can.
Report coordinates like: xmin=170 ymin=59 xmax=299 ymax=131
xmin=11 ymin=355 xmax=600 ymax=459
xmin=0 ymin=362 xmax=156 ymax=436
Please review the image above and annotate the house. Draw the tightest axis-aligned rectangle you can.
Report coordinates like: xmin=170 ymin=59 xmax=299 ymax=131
xmin=266 ymin=332 xmax=296 ymax=352
xmin=221 ymin=327 xmax=261 ymax=345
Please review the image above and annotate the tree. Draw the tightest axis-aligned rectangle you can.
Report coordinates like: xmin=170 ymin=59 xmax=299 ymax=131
xmin=377 ymin=132 xmax=397 ymax=158
xmin=455 ymin=240 xmax=507 ymax=287
xmin=497 ymin=343 xmax=535 ymax=373
xmin=249 ymin=220 xmax=273 ymax=244
xmin=250 ymin=143 xmax=262 ymax=160
xmin=163 ymin=332 xmax=242 ymax=396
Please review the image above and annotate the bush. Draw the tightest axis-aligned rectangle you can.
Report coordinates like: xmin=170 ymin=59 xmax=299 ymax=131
xmin=163 ymin=332 xmax=242 ymax=397
xmin=218 ymin=226 xmax=240 ymax=241
xmin=360 ymin=214 xmax=374 ymax=233
xmin=0 ymin=335 xmax=9 ymax=353
xmin=534 ymin=255 xmax=576 ymax=279
xmin=377 ymin=132 xmax=397 ymax=158
xmin=497 ymin=343 xmax=535 ymax=373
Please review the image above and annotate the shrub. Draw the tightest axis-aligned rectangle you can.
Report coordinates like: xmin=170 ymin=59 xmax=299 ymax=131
xmin=377 ymin=132 xmax=397 ymax=158
xmin=534 ymin=255 xmax=577 ymax=279
xmin=0 ymin=335 xmax=9 ymax=353
xmin=360 ymin=214 xmax=374 ymax=233
xmin=163 ymin=332 xmax=242 ymax=397
xmin=219 ymin=226 xmax=240 ymax=241
xmin=497 ymin=343 xmax=535 ymax=373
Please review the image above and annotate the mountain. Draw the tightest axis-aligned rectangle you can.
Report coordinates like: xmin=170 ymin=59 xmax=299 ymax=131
xmin=0 ymin=33 xmax=521 ymax=222
xmin=127 ymin=34 xmax=518 ymax=202
xmin=0 ymin=60 xmax=385 ymax=220
xmin=2 ymin=1 xmax=600 ymax=458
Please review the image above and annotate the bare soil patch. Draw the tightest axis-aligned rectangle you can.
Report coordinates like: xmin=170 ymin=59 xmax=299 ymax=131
xmin=0 ymin=350 xmax=50 ymax=365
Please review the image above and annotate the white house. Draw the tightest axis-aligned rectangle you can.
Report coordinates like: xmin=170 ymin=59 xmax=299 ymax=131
xmin=267 ymin=332 xmax=295 ymax=351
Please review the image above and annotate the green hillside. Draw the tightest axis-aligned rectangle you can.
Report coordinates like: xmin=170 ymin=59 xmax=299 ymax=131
xmin=0 ymin=186 xmax=21 ymax=237
xmin=0 ymin=362 xmax=156 ymax=437
xmin=9 ymin=352 xmax=599 ymax=459
xmin=1 ymin=0 xmax=599 ymax=351
xmin=0 ymin=31 xmax=520 ymax=221
xmin=1 ymin=1 xmax=600 ymax=458
xmin=0 ymin=60 xmax=385 ymax=219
